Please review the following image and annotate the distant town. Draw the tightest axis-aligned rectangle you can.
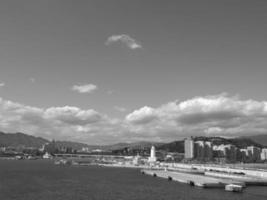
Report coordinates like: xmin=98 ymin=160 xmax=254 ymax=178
xmin=184 ymin=137 xmax=267 ymax=163
xmin=1 ymin=132 xmax=267 ymax=164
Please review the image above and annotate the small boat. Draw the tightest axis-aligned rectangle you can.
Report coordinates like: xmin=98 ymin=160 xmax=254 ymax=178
xmin=225 ymin=184 xmax=243 ymax=192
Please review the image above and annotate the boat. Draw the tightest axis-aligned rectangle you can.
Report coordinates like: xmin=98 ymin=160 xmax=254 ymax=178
xmin=225 ymin=184 xmax=243 ymax=192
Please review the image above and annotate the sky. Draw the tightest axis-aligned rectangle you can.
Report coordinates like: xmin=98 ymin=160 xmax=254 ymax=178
xmin=0 ymin=0 xmax=267 ymax=144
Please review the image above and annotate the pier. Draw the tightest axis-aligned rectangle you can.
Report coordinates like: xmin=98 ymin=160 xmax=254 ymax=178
xmin=141 ymin=169 xmax=267 ymax=189
xmin=142 ymin=169 xmax=244 ymax=188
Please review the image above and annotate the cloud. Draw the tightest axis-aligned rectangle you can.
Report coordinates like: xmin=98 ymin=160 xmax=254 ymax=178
xmin=0 ymin=97 xmax=119 ymax=143
xmin=114 ymin=106 xmax=127 ymax=112
xmin=125 ymin=94 xmax=267 ymax=139
xmin=71 ymin=84 xmax=98 ymax=94
xmin=1 ymin=94 xmax=267 ymax=144
xmin=0 ymin=82 xmax=5 ymax=87
xmin=126 ymin=106 xmax=157 ymax=124
xmin=106 ymin=34 xmax=142 ymax=49
xmin=44 ymin=106 xmax=103 ymax=125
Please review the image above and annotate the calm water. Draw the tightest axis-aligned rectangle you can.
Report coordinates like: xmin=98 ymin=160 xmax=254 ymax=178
xmin=0 ymin=160 xmax=267 ymax=200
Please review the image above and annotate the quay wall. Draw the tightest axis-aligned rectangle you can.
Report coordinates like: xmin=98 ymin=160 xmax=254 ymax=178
xmin=199 ymin=166 xmax=267 ymax=178
xmin=160 ymin=163 xmax=267 ymax=179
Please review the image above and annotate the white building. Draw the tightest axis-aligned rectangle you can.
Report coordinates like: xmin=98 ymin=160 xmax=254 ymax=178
xmin=148 ymin=146 xmax=157 ymax=162
xmin=195 ymin=140 xmax=205 ymax=147
xmin=184 ymin=137 xmax=194 ymax=159
xmin=133 ymin=154 xmax=142 ymax=165
xmin=240 ymin=148 xmax=249 ymax=156
xmin=43 ymin=152 xmax=53 ymax=159
xmin=213 ymin=144 xmax=235 ymax=155
xmin=261 ymin=148 xmax=267 ymax=160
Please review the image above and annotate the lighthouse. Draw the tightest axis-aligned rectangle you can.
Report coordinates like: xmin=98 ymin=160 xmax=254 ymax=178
xmin=148 ymin=146 xmax=157 ymax=163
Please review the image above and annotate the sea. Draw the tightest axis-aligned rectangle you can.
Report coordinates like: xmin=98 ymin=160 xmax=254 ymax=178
xmin=0 ymin=160 xmax=267 ymax=200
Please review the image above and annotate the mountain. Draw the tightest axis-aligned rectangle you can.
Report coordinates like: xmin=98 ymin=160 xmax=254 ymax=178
xmin=193 ymin=136 xmax=263 ymax=148
xmin=243 ymin=134 xmax=267 ymax=147
xmin=100 ymin=141 xmax=164 ymax=151
xmin=158 ymin=141 xmax=184 ymax=153
xmin=53 ymin=141 xmax=92 ymax=150
xmin=0 ymin=132 xmax=94 ymax=150
xmin=0 ymin=132 xmax=164 ymax=151
xmin=228 ymin=137 xmax=263 ymax=148
xmin=0 ymin=132 xmax=49 ymax=148
xmin=1 ymin=131 xmax=265 ymax=153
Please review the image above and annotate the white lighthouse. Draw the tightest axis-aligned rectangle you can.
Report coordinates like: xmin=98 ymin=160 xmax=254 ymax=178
xmin=148 ymin=146 xmax=157 ymax=163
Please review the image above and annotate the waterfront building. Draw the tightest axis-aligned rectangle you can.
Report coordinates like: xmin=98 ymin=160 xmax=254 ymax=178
xmin=247 ymin=146 xmax=261 ymax=162
xmin=133 ymin=154 xmax=142 ymax=165
xmin=81 ymin=147 xmax=90 ymax=152
xmin=194 ymin=141 xmax=205 ymax=161
xmin=92 ymin=149 xmax=103 ymax=153
xmin=148 ymin=146 xmax=157 ymax=162
xmin=213 ymin=144 xmax=226 ymax=156
xmin=212 ymin=144 xmax=237 ymax=163
xmin=194 ymin=140 xmax=213 ymax=162
xmin=43 ymin=152 xmax=53 ymax=159
xmin=184 ymin=136 xmax=264 ymax=163
xmin=240 ymin=148 xmax=249 ymax=156
xmin=204 ymin=141 xmax=213 ymax=161
xmin=260 ymin=148 xmax=267 ymax=161
xmin=224 ymin=144 xmax=237 ymax=163
xmin=184 ymin=137 xmax=194 ymax=159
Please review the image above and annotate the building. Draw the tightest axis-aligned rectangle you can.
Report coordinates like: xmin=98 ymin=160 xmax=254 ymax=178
xmin=240 ymin=148 xmax=249 ymax=156
xmin=43 ymin=152 xmax=53 ymax=159
xmin=261 ymin=148 xmax=267 ymax=161
xmin=133 ymin=154 xmax=142 ymax=165
xmin=194 ymin=141 xmax=205 ymax=160
xmin=224 ymin=144 xmax=237 ymax=163
xmin=184 ymin=137 xmax=194 ymax=159
xmin=148 ymin=146 xmax=157 ymax=162
xmin=193 ymin=140 xmax=213 ymax=162
xmin=204 ymin=141 xmax=213 ymax=161
xmin=247 ymin=146 xmax=261 ymax=162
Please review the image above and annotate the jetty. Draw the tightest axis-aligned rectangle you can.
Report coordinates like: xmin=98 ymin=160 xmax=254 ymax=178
xmin=142 ymin=169 xmax=245 ymax=188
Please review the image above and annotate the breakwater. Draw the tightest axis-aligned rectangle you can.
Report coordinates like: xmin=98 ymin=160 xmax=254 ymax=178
xmin=142 ymin=165 xmax=267 ymax=191
xmin=141 ymin=169 xmax=245 ymax=188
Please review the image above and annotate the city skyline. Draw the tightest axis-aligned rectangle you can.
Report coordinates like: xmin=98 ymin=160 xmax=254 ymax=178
xmin=1 ymin=0 xmax=267 ymax=144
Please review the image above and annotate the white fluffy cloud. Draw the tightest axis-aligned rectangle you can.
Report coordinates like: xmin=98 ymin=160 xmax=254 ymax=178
xmin=106 ymin=34 xmax=142 ymax=49
xmin=125 ymin=94 xmax=267 ymax=139
xmin=0 ymin=98 xmax=115 ymax=142
xmin=1 ymin=94 xmax=267 ymax=144
xmin=126 ymin=106 xmax=157 ymax=124
xmin=71 ymin=84 xmax=98 ymax=94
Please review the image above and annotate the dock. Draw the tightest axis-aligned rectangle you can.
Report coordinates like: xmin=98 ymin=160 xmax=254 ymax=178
xmin=141 ymin=169 xmax=246 ymax=188
xmin=205 ymin=171 xmax=267 ymax=186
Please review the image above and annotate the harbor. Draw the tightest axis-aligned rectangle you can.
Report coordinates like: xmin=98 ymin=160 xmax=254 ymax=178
xmin=141 ymin=168 xmax=267 ymax=192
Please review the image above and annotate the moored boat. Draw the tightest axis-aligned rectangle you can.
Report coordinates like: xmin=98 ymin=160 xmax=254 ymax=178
xmin=225 ymin=184 xmax=243 ymax=192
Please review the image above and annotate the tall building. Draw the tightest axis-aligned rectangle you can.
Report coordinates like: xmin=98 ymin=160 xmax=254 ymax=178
xmin=194 ymin=141 xmax=205 ymax=160
xmin=261 ymin=148 xmax=267 ymax=161
xmin=184 ymin=137 xmax=194 ymax=159
xmin=194 ymin=140 xmax=213 ymax=161
xmin=224 ymin=144 xmax=237 ymax=163
xmin=204 ymin=141 xmax=213 ymax=161
xmin=247 ymin=146 xmax=261 ymax=162
xmin=148 ymin=146 xmax=157 ymax=162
